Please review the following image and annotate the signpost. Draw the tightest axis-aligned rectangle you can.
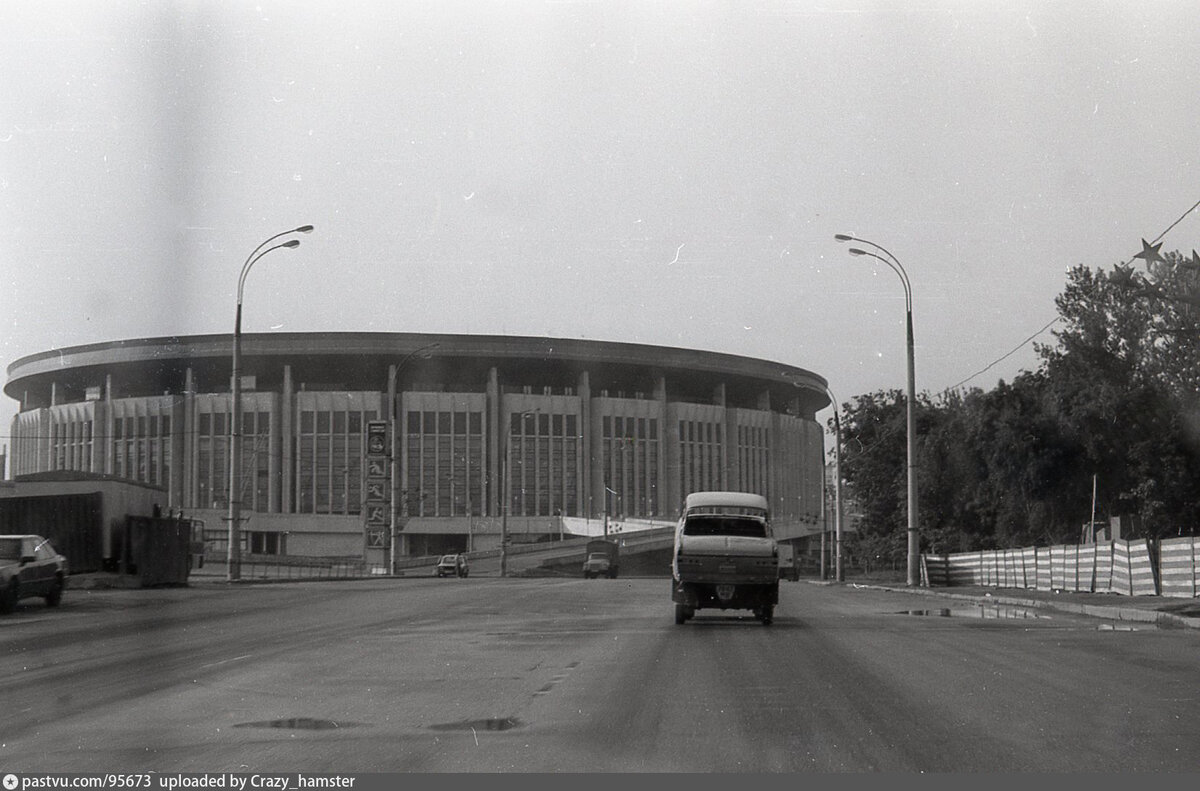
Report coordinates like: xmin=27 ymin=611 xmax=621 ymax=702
xmin=365 ymin=421 xmax=391 ymax=560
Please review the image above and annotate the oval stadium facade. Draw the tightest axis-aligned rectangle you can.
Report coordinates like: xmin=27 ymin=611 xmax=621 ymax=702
xmin=5 ymin=333 xmax=829 ymax=560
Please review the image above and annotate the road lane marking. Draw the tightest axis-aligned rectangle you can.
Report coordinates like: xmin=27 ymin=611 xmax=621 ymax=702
xmin=198 ymin=653 xmax=254 ymax=669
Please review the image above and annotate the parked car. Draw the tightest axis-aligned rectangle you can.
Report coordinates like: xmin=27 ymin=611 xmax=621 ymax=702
xmin=0 ymin=534 xmax=68 ymax=614
xmin=434 ymin=554 xmax=469 ymax=578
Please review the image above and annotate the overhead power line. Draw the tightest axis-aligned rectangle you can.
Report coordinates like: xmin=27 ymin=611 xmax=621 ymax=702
xmin=949 ymin=195 xmax=1200 ymax=391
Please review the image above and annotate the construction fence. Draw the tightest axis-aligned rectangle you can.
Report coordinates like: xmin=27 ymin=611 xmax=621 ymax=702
xmin=922 ymin=537 xmax=1200 ymax=598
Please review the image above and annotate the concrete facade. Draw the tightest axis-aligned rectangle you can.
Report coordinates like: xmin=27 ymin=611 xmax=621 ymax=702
xmin=6 ymin=332 xmax=830 ymax=559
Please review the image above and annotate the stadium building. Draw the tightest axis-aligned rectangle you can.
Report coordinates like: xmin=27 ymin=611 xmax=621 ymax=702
xmin=4 ymin=333 xmax=830 ymax=561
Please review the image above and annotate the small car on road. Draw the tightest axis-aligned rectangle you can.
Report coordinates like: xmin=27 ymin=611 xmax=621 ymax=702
xmin=0 ymin=534 xmax=68 ymax=614
xmin=434 ymin=553 xmax=469 ymax=578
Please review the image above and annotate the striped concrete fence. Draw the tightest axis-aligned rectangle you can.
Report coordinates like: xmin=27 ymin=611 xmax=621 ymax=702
xmin=1094 ymin=541 xmax=1114 ymax=594
xmin=1020 ymin=547 xmax=1037 ymax=588
xmin=1077 ymin=544 xmax=1097 ymax=593
xmin=925 ymin=537 xmax=1171 ymax=596
xmin=1110 ymin=538 xmax=1158 ymax=596
xmin=949 ymin=552 xmax=983 ymax=586
xmin=1159 ymin=537 xmax=1199 ymax=598
xmin=1036 ymin=547 xmax=1051 ymax=591
xmin=1049 ymin=545 xmax=1068 ymax=590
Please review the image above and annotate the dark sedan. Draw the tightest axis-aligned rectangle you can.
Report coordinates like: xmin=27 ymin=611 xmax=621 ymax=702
xmin=0 ymin=534 xmax=68 ymax=613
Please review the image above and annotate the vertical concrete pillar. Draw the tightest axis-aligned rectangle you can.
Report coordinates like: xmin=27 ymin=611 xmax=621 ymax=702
xmin=653 ymin=375 xmax=668 ymax=517
xmin=577 ymin=370 xmax=591 ymax=519
xmin=103 ymin=375 xmax=115 ymax=476
xmin=183 ymin=368 xmax=195 ymax=508
xmin=714 ymin=382 xmax=730 ymax=491
xmin=487 ymin=367 xmax=500 ymax=517
xmin=169 ymin=386 xmax=186 ymax=509
xmin=281 ymin=365 xmax=294 ymax=513
xmin=268 ymin=391 xmax=281 ymax=513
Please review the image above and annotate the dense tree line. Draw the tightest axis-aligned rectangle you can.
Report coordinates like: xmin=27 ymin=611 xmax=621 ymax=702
xmin=838 ymin=249 xmax=1200 ymax=569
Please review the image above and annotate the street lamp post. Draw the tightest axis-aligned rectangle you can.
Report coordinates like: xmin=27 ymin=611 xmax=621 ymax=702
xmin=387 ymin=343 xmax=439 ymax=575
xmin=828 ymin=387 xmax=844 ymax=584
xmin=785 ymin=375 xmax=843 ymax=583
xmin=228 ymin=224 xmax=313 ymax=582
xmin=500 ymin=408 xmax=538 ymax=577
xmin=835 ymin=233 xmax=919 ymax=586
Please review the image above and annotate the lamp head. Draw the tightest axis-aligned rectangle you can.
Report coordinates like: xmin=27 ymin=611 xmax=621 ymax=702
xmin=847 ymin=248 xmax=868 ymax=257
xmin=834 ymin=234 xmax=853 ymax=242
xmin=294 ymin=225 xmax=315 ymax=234
xmin=282 ymin=239 xmax=301 ymax=249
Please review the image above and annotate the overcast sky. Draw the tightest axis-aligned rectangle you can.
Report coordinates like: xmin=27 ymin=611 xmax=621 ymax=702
xmin=2 ymin=0 xmax=1198 ymax=446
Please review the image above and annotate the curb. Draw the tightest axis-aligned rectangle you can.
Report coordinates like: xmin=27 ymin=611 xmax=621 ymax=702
xmin=841 ymin=581 xmax=1200 ymax=630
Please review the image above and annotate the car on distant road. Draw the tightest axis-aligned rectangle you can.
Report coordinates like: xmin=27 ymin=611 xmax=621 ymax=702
xmin=0 ymin=534 xmax=68 ymax=614
xmin=434 ymin=554 xmax=469 ymax=578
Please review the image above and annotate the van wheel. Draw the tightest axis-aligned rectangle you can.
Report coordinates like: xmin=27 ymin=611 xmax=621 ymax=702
xmin=46 ymin=577 xmax=64 ymax=607
xmin=674 ymin=604 xmax=688 ymax=625
xmin=760 ymin=605 xmax=774 ymax=626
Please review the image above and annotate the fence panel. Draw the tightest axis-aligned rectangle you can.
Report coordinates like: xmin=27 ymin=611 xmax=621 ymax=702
xmin=1111 ymin=540 xmax=1132 ymax=595
xmin=1127 ymin=538 xmax=1158 ymax=596
xmin=1050 ymin=545 xmax=1068 ymax=590
xmin=922 ymin=555 xmax=949 ymax=587
xmin=1020 ymin=547 xmax=1037 ymax=588
xmin=1159 ymin=537 xmax=1197 ymax=598
xmin=1036 ymin=547 xmax=1051 ymax=591
xmin=1066 ymin=545 xmax=1082 ymax=591
xmin=1077 ymin=544 xmax=1096 ymax=593
xmin=947 ymin=553 xmax=981 ymax=586
xmin=1093 ymin=541 xmax=1113 ymax=593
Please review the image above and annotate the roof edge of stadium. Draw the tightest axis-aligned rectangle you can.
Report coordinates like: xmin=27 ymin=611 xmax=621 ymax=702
xmin=6 ymin=331 xmax=827 ymax=393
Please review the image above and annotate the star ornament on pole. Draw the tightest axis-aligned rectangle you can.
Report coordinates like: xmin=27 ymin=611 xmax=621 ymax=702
xmin=1133 ymin=238 xmax=1166 ymax=268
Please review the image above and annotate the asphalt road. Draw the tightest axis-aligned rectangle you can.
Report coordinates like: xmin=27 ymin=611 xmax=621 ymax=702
xmin=2 ymin=577 xmax=1197 ymax=773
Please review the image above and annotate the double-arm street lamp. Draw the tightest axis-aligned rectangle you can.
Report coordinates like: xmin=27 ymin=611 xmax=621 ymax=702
xmin=834 ymin=233 xmax=919 ymax=586
xmin=784 ymin=374 xmax=843 ymax=583
xmin=500 ymin=408 xmax=538 ymax=578
xmin=228 ymin=224 xmax=313 ymax=581
xmin=826 ymin=386 xmax=843 ymax=583
xmin=387 ymin=342 xmax=440 ymax=574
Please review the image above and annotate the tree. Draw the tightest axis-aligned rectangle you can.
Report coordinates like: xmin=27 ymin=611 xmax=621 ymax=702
xmin=839 ymin=251 xmax=1200 ymax=554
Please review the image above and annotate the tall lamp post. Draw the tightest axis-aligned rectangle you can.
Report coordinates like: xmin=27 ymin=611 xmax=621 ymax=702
xmin=827 ymin=386 xmax=843 ymax=583
xmin=500 ymin=408 xmax=538 ymax=577
xmin=835 ymin=233 xmax=919 ymax=586
xmin=387 ymin=342 xmax=439 ymax=574
xmin=228 ymin=224 xmax=313 ymax=582
xmin=785 ymin=375 xmax=842 ymax=583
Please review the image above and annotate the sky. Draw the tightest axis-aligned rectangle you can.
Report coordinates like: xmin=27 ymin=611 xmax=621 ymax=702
xmin=2 ymin=0 xmax=1199 ymax=448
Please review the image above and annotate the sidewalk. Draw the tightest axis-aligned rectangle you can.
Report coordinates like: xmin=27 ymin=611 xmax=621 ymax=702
xmin=832 ymin=578 xmax=1200 ymax=629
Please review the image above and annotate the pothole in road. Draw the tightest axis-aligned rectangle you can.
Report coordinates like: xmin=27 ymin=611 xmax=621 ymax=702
xmin=234 ymin=718 xmax=365 ymax=730
xmin=892 ymin=606 xmax=1052 ymax=620
xmin=429 ymin=717 xmax=522 ymax=732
